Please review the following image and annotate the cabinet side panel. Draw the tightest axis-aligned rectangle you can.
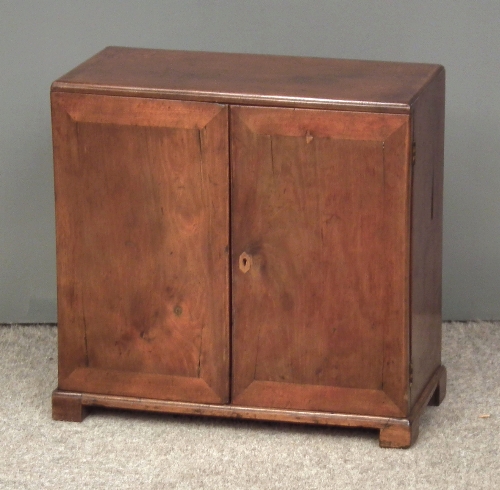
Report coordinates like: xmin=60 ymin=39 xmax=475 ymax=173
xmin=410 ymin=69 xmax=445 ymax=407
xmin=52 ymin=93 xmax=230 ymax=403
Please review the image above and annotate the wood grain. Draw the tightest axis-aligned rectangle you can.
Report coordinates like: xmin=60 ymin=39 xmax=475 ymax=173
xmin=232 ymin=381 xmax=404 ymax=418
xmin=379 ymin=420 xmax=417 ymax=449
xmin=61 ymin=368 xmax=223 ymax=404
xmin=52 ymin=391 xmax=88 ymax=422
xmin=52 ymin=92 xmax=230 ymax=403
xmin=51 ymin=365 xmax=446 ymax=448
xmin=230 ymin=105 xmax=411 ymax=417
xmin=58 ymin=92 xmax=221 ymax=129
xmin=52 ymin=47 xmax=443 ymax=113
xmin=409 ymin=69 xmax=446 ymax=407
xmin=51 ymin=49 xmax=446 ymax=447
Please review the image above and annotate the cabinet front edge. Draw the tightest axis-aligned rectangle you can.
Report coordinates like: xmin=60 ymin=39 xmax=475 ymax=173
xmin=50 ymin=82 xmax=412 ymax=114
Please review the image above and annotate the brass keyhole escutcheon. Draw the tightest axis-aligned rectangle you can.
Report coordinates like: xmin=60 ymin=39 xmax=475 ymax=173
xmin=239 ymin=252 xmax=252 ymax=273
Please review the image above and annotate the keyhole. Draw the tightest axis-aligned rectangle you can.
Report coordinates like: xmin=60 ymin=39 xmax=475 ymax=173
xmin=239 ymin=252 xmax=252 ymax=273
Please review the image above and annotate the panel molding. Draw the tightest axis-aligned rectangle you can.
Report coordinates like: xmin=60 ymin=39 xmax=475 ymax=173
xmin=233 ymin=380 xmax=405 ymax=418
xmin=233 ymin=105 xmax=408 ymax=141
xmin=60 ymin=367 xmax=224 ymax=404
xmin=51 ymin=91 xmax=224 ymax=129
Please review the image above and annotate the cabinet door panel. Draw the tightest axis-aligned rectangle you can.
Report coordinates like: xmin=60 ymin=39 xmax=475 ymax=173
xmin=231 ymin=106 xmax=410 ymax=417
xmin=52 ymin=93 xmax=229 ymax=403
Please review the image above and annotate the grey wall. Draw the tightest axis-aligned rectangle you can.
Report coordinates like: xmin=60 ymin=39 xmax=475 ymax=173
xmin=1 ymin=1 xmax=499 ymax=322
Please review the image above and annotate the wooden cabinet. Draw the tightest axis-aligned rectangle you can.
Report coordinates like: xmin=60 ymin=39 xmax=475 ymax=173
xmin=51 ymin=47 xmax=446 ymax=448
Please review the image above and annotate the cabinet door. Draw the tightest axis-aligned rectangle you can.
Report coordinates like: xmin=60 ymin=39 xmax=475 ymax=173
xmin=231 ymin=106 xmax=411 ymax=417
xmin=52 ymin=93 xmax=229 ymax=403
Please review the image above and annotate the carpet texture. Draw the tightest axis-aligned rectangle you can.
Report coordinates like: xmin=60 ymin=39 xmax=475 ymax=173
xmin=0 ymin=322 xmax=498 ymax=489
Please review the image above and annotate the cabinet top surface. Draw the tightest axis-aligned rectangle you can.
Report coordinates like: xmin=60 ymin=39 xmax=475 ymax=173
xmin=52 ymin=46 xmax=444 ymax=113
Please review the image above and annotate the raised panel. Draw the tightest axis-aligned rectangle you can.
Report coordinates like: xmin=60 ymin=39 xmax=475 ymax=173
xmin=231 ymin=105 xmax=411 ymax=417
xmin=52 ymin=93 xmax=230 ymax=403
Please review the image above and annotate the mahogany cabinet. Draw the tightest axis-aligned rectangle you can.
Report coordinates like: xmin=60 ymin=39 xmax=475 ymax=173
xmin=51 ymin=47 xmax=446 ymax=448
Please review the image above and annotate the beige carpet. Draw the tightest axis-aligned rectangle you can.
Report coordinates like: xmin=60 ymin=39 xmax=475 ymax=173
xmin=0 ymin=322 xmax=498 ymax=489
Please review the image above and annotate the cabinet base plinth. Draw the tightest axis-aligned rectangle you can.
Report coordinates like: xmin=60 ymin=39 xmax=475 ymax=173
xmin=379 ymin=364 xmax=447 ymax=448
xmin=51 ymin=366 xmax=445 ymax=448
xmin=429 ymin=365 xmax=447 ymax=406
xmin=379 ymin=419 xmax=419 ymax=448
xmin=52 ymin=390 xmax=89 ymax=422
